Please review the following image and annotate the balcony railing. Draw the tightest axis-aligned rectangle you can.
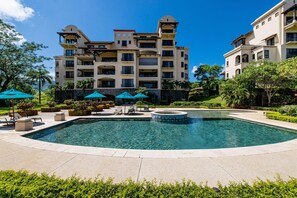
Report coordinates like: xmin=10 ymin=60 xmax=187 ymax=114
xmin=139 ymin=73 xmax=158 ymax=77
xmin=162 ymin=65 xmax=174 ymax=68
xmin=121 ymin=84 xmax=134 ymax=88
xmin=121 ymin=58 xmax=134 ymax=62
xmin=98 ymin=85 xmax=115 ymax=88
xmin=162 ymin=75 xmax=174 ymax=79
xmin=64 ymin=64 xmax=74 ymax=68
xmin=101 ymin=58 xmax=117 ymax=62
xmin=97 ymin=71 xmax=115 ymax=75
xmin=121 ymin=71 xmax=134 ymax=74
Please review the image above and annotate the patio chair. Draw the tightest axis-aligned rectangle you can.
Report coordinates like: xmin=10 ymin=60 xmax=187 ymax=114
xmin=114 ymin=108 xmax=123 ymax=115
xmin=9 ymin=112 xmax=43 ymax=123
xmin=143 ymin=105 xmax=150 ymax=112
xmin=127 ymin=106 xmax=136 ymax=115
xmin=0 ymin=117 xmax=15 ymax=126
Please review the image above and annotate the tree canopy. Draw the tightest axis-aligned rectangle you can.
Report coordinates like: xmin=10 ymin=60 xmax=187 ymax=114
xmin=0 ymin=19 xmax=50 ymax=92
xmin=194 ymin=64 xmax=223 ymax=95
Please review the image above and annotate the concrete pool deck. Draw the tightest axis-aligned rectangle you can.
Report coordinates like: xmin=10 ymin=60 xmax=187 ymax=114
xmin=1 ymin=108 xmax=297 ymax=186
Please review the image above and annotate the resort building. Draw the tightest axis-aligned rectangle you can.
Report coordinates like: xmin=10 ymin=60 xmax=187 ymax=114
xmin=54 ymin=16 xmax=189 ymax=101
xmin=224 ymin=0 xmax=297 ymax=79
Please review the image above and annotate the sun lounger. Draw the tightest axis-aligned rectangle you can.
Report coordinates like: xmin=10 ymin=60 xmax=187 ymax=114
xmin=9 ymin=112 xmax=43 ymax=123
xmin=143 ymin=105 xmax=150 ymax=112
xmin=0 ymin=117 xmax=15 ymax=125
xmin=127 ymin=107 xmax=136 ymax=115
xmin=114 ymin=108 xmax=123 ymax=115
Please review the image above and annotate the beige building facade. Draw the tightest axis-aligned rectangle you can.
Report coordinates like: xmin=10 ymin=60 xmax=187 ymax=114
xmin=55 ymin=16 xmax=189 ymax=92
xmin=224 ymin=0 xmax=297 ymax=79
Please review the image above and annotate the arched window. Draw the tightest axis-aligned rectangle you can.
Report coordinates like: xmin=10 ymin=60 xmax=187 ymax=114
xmin=235 ymin=69 xmax=241 ymax=76
xmin=235 ymin=55 xmax=241 ymax=65
xmin=242 ymin=54 xmax=249 ymax=63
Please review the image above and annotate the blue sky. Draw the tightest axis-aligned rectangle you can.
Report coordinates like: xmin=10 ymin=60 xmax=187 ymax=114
xmin=0 ymin=0 xmax=280 ymax=81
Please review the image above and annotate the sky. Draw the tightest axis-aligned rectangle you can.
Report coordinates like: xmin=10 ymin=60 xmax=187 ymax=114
xmin=0 ymin=0 xmax=281 ymax=82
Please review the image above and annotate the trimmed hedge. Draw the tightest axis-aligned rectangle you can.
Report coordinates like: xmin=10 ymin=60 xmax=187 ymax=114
xmin=1 ymin=170 xmax=297 ymax=197
xmin=40 ymin=107 xmax=61 ymax=112
xmin=170 ymin=101 xmax=222 ymax=109
xmin=266 ymin=112 xmax=297 ymax=123
xmin=68 ymin=109 xmax=92 ymax=116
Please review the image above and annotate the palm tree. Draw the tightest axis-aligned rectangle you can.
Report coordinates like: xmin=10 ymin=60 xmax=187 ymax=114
xmin=76 ymin=78 xmax=94 ymax=93
xmin=28 ymin=66 xmax=53 ymax=104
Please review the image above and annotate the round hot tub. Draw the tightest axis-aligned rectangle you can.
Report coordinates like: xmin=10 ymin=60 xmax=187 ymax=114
xmin=151 ymin=111 xmax=188 ymax=122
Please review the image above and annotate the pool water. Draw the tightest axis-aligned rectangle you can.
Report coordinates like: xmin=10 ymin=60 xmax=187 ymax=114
xmin=25 ymin=111 xmax=297 ymax=150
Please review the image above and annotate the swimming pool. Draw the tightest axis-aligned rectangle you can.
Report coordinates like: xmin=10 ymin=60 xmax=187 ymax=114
xmin=25 ymin=110 xmax=297 ymax=150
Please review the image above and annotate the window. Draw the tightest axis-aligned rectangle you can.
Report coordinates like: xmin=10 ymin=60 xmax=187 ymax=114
xmin=162 ymin=40 xmax=174 ymax=46
xmin=162 ymin=61 xmax=174 ymax=67
xmin=117 ymin=40 xmax=120 ymax=44
xmin=162 ymin=29 xmax=174 ymax=33
xmin=65 ymin=60 xmax=74 ymax=67
xmin=55 ymin=61 xmax=59 ymax=67
xmin=65 ymin=50 xmax=74 ymax=56
xmin=262 ymin=21 xmax=265 ymax=26
xmin=65 ymin=71 xmax=74 ymax=78
xmin=264 ymin=50 xmax=269 ymax=59
xmin=286 ymin=49 xmax=297 ymax=59
xmin=266 ymin=37 xmax=275 ymax=45
xmin=65 ymin=39 xmax=77 ymax=44
xmin=181 ymin=51 xmax=184 ymax=57
xmin=122 ymin=40 xmax=127 ymax=47
xmin=98 ymin=45 xmax=106 ymax=49
xmin=226 ymin=73 xmax=229 ymax=79
xmin=226 ymin=61 xmax=229 ymax=67
xmin=121 ymin=53 xmax=134 ymax=61
xmin=234 ymin=39 xmax=245 ymax=47
xmin=117 ymin=33 xmax=121 ymax=36
xmin=181 ymin=72 xmax=184 ymax=78
xmin=56 ymin=72 xmax=59 ymax=78
xmin=181 ymin=62 xmax=184 ymax=67
xmin=257 ymin=51 xmax=263 ymax=60
xmin=162 ymin=50 xmax=174 ymax=56
xmin=121 ymin=79 xmax=134 ymax=87
xmin=256 ymin=25 xmax=259 ymax=29
xmin=139 ymin=58 xmax=158 ymax=65
xmin=128 ymin=40 xmax=131 ymax=44
xmin=185 ymin=64 xmax=188 ymax=70
xmin=235 ymin=55 xmax=241 ymax=65
xmin=121 ymin=66 xmax=134 ymax=74
xmin=268 ymin=17 xmax=272 ymax=22
xmin=162 ymin=72 xmax=174 ymax=79
xmin=286 ymin=33 xmax=297 ymax=42
xmin=275 ymin=12 xmax=279 ymax=17
xmin=242 ymin=54 xmax=249 ymax=63
xmin=123 ymin=33 xmax=126 ymax=37
xmin=252 ymin=54 xmax=255 ymax=60
xmin=235 ymin=69 xmax=241 ymax=76
xmin=139 ymin=43 xmax=156 ymax=48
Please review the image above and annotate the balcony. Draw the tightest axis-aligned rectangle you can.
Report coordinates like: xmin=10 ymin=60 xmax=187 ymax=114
xmin=121 ymin=70 xmax=134 ymax=75
xmin=121 ymin=58 xmax=134 ymax=62
xmin=121 ymin=84 xmax=134 ymax=88
xmin=284 ymin=18 xmax=297 ymax=30
xmin=101 ymin=58 xmax=117 ymax=62
xmin=60 ymin=40 xmax=78 ymax=48
xmin=139 ymin=43 xmax=156 ymax=48
xmin=139 ymin=81 xmax=158 ymax=89
xmin=97 ymin=67 xmax=115 ymax=76
xmin=139 ymin=73 xmax=158 ymax=77
xmin=98 ymin=79 xmax=115 ymax=88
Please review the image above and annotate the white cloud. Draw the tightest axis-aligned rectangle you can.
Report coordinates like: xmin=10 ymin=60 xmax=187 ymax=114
xmin=0 ymin=0 xmax=34 ymax=22
xmin=14 ymin=34 xmax=26 ymax=45
xmin=191 ymin=66 xmax=198 ymax=74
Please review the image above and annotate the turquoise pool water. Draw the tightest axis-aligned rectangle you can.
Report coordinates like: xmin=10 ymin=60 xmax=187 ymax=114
xmin=25 ymin=111 xmax=297 ymax=150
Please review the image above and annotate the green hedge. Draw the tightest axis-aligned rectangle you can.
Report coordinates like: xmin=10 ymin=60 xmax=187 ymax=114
xmin=170 ymin=101 xmax=222 ymax=109
xmin=266 ymin=112 xmax=297 ymax=123
xmin=40 ymin=107 xmax=61 ymax=112
xmin=1 ymin=171 xmax=297 ymax=197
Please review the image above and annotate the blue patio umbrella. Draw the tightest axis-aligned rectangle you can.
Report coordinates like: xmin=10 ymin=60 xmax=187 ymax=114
xmin=84 ymin=91 xmax=106 ymax=100
xmin=134 ymin=93 xmax=149 ymax=100
xmin=116 ymin=92 xmax=134 ymax=113
xmin=0 ymin=89 xmax=34 ymax=121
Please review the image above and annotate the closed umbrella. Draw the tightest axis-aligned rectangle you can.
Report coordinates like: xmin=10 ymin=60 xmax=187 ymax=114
xmin=0 ymin=89 xmax=34 ymax=121
xmin=116 ymin=92 xmax=134 ymax=113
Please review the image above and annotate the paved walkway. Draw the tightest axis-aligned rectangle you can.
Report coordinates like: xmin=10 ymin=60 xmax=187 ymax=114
xmin=1 ymin=108 xmax=297 ymax=186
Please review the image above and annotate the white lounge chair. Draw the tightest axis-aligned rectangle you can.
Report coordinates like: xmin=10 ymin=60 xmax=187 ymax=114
xmin=114 ymin=108 xmax=123 ymax=115
xmin=9 ymin=112 xmax=43 ymax=123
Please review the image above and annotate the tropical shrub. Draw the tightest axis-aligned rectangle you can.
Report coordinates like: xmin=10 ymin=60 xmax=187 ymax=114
xmin=278 ymin=105 xmax=297 ymax=116
xmin=266 ymin=111 xmax=297 ymax=123
xmin=64 ymin=99 xmax=74 ymax=105
xmin=17 ymin=110 xmax=38 ymax=116
xmin=16 ymin=102 xmax=34 ymax=111
xmin=59 ymin=105 xmax=73 ymax=109
xmin=47 ymin=101 xmax=56 ymax=107
xmin=1 ymin=170 xmax=297 ymax=197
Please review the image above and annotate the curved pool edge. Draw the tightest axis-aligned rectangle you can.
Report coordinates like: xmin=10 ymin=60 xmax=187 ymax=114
xmin=2 ymin=109 xmax=297 ymax=159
